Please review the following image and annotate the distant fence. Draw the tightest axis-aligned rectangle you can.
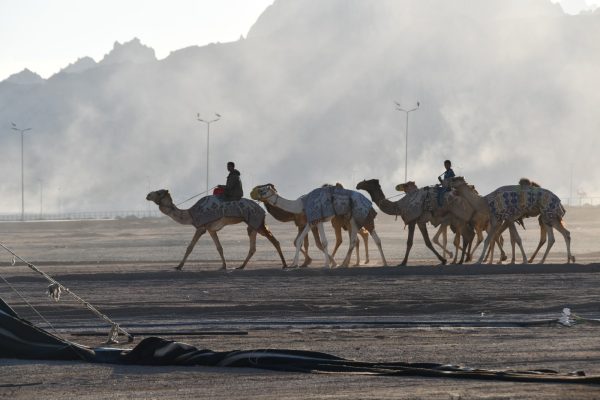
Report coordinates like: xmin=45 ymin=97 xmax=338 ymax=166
xmin=564 ymin=197 xmax=600 ymax=207
xmin=0 ymin=197 xmax=599 ymax=222
xmin=0 ymin=209 xmax=162 ymax=222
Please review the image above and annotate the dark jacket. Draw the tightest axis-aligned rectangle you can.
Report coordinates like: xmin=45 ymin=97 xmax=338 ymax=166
xmin=224 ymin=169 xmax=243 ymax=201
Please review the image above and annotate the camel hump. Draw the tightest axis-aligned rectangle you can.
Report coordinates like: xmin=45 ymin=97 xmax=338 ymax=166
xmin=302 ymin=186 xmax=373 ymax=227
xmin=189 ymin=197 xmax=265 ymax=230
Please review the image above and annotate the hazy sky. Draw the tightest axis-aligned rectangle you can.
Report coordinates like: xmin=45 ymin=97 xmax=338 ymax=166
xmin=0 ymin=0 xmax=274 ymax=81
xmin=0 ymin=0 xmax=598 ymax=81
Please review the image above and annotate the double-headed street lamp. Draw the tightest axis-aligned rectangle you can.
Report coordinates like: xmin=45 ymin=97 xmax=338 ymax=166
xmin=394 ymin=101 xmax=420 ymax=183
xmin=196 ymin=113 xmax=221 ymax=195
xmin=10 ymin=122 xmax=32 ymax=221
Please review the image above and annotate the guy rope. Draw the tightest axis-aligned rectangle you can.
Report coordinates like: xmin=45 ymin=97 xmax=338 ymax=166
xmin=0 ymin=240 xmax=133 ymax=344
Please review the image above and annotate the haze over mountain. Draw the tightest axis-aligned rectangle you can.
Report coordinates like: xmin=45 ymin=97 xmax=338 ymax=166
xmin=1 ymin=0 xmax=599 ymax=213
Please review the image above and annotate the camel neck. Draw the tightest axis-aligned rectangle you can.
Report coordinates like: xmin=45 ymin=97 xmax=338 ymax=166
xmin=159 ymin=203 xmax=193 ymax=225
xmin=264 ymin=193 xmax=304 ymax=214
xmin=364 ymin=186 xmax=401 ymax=216
xmin=455 ymin=186 xmax=487 ymax=210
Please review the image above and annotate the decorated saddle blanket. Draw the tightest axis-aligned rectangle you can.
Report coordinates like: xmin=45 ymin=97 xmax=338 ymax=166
xmin=396 ymin=188 xmax=430 ymax=223
xmin=484 ymin=185 xmax=564 ymax=223
xmin=188 ymin=196 xmax=265 ymax=230
xmin=302 ymin=186 xmax=373 ymax=227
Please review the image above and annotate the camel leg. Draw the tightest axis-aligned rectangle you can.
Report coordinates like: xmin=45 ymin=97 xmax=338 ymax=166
xmin=317 ymin=223 xmax=332 ymax=268
xmin=418 ymin=221 xmax=447 ymax=265
xmin=469 ymin=227 xmax=484 ymax=259
xmin=310 ymin=226 xmax=336 ymax=267
xmin=452 ymin=231 xmax=460 ymax=264
xmin=369 ymin=229 xmax=388 ymax=266
xmin=528 ymin=218 xmax=547 ymax=263
xmin=176 ymin=228 xmax=206 ymax=270
xmin=399 ymin=223 xmax=416 ymax=266
xmin=551 ymin=219 xmax=574 ymax=263
xmin=538 ymin=222 xmax=556 ymax=264
xmin=256 ymin=224 xmax=287 ymax=269
xmin=352 ymin=229 xmax=360 ymax=266
xmin=208 ymin=230 xmax=227 ymax=270
xmin=458 ymin=226 xmax=474 ymax=264
xmin=433 ymin=224 xmax=453 ymax=259
xmin=487 ymin=223 xmax=508 ymax=264
xmin=477 ymin=222 xmax=502 ymax=264
xmin=295 ymin=226 xmax=312 ymax=267
xmin=236 ymin=227 xmax=257 ymax=270
xmin=330 ymin=223 xmax=343 ymax=262
xmin=507 ymin=223 xmax=528 ymax=264
xmin=292 ymin=224 xmax=312 ymax=267
xmin=361 ymin=229 xmax=370 ymax=264
xmin=340 ymin=219 xmax=358 ymax=268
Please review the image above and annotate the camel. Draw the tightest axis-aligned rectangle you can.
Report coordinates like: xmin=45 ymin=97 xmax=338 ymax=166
xmin=356 ymin=179 xmax=447 ymax=266
xmin=394 ymin=182 xmax=473 ymax=264
xmin=262 ymin=190 xmax=371 ymax=267
xmin=395 ymin=181 xmax=475 ymax=264
xmin=146 ymin=189 xmax=286 ymax=270
xmin=449 ymin=177 xmax=574 ymax=264
xmin=251 ymin=184 xmax=387 ymax=268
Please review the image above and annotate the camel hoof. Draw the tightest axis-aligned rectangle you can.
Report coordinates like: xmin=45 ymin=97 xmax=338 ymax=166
xmin=235 ymin=266 xmax=245 ymax=270
xmin=571 ymin=256 xmax=576 ymax=263
xmin=500 ymin=254 xmax=508 ymax=262
xmin=175 ymin=265 xmax=183 ymax=271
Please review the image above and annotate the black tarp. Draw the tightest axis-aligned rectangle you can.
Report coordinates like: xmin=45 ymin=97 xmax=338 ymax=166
xmin=1 ymin=298 xmax=599 ymax=384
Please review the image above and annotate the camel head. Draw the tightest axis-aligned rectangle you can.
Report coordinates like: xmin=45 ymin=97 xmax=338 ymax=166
xmin=146 ymin=189 xmax=174 ymax=206
xmin=395 ymin=181 xmax=417 ymax=193
xmin=250 ymin=184 xmax=277 ymax=201
xmin=356 ymin=179 xmax=380 ymax=192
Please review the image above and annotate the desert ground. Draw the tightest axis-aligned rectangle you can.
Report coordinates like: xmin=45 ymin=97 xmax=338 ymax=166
xmin=0 ymin=206 xmax=599 ymax=399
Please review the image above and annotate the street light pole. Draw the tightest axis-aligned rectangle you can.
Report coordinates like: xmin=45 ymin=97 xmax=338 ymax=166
xmin=10 ymin=123 xmax=32 ymax=221
xmin=196 ymin=113 xmax=221 ymax=195
xmin=394 ymin=101 xmax=420 ymax=183
xmin=38 ymin=179 xmax=43 ymax=219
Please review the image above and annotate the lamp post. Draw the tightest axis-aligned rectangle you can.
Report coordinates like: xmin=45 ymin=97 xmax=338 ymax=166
xmin=196 ymin=113 xmax=221 ymax=195
xmin=394 ymin=101 xmax=419 ymax=183
xmin=10 ymin=123 xmax=32 ymax=221
xmin=38 ymin=179 xmax=43 ymax=219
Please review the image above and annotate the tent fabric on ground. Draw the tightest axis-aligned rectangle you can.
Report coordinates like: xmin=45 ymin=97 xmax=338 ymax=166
xmin=1 ymin=296 xmax=599 ymax=384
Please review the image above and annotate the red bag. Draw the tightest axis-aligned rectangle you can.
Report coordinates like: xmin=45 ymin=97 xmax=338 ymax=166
xmin=213 ymin=187 xmax=225 ymax=196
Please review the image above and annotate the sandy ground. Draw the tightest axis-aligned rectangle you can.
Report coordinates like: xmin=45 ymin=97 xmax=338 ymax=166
xmin=0 ymin=206 xmax=600 ymax=399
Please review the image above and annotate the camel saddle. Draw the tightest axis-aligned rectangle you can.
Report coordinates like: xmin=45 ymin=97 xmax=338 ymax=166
xmin=302 ymin=186 xmax=373 ymax=227
xmin=485 ymin=185 xmax=565 ymax=223
xmin=188 ymin=196 xmax=265 ymax=230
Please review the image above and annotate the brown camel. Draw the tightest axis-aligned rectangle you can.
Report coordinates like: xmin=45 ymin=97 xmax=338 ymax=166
xmin=146 ymin=189 xmax=286 ymax=270
xmin=395 ymin=181 xmax=475 ymax=264
xmin=356 ymin=179 xmax=447 ymax=266
xmin=449 ymin=177 xmax=574 ymax=264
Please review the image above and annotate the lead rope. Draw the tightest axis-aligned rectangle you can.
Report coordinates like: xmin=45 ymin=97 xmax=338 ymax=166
xmin=176 ymin=186 xmax=218 ymax=206
xmin=0 ymin=241 xmax=133 ymax=344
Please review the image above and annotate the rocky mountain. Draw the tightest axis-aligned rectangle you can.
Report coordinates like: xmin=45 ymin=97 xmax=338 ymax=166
xmin=4 ymin=69 xmax=45 ymax=85
xmin=1 ymin=0 xmax=599 ymax=213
